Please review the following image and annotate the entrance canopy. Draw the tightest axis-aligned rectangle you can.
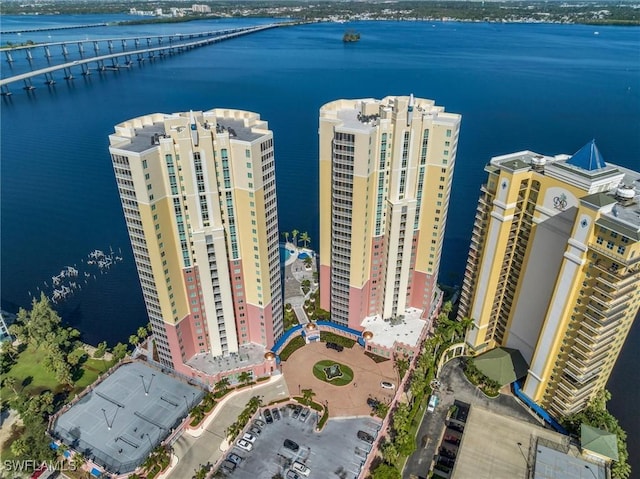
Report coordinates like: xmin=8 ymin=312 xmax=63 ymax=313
xmin=474 ymin=347 xmax=528 ymax=386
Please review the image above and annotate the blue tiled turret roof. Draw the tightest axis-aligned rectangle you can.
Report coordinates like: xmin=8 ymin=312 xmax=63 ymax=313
xmin=566 ymin=140 xmax=606 ymax=171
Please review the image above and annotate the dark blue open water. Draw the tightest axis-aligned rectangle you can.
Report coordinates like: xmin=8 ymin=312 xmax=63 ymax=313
xmin=1 ymin=16 xmax=639 ymax=465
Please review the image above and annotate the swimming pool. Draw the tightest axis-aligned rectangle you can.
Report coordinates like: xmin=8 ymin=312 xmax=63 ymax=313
xmin=299 ymin=252 xmax=311 ymax=260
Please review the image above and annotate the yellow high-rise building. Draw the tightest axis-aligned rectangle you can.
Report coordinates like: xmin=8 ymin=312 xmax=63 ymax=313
xmin=109 ymin=109 xmax=282 ymax=382
xmin=319 ymin=95 xmax=461 ymax=351
xmin=458 ymin=141 xmax=640 ymax=417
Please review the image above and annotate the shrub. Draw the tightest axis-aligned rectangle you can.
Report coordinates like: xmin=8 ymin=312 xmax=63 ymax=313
xmin=319 ymin=331 xmax=355 ymax=348
xmin=279 ymin=336 xmax=306 ymax=361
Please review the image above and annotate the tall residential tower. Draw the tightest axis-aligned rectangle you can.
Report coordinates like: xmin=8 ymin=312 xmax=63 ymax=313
xmin=458 ymin=141 xmax=640 ymax=417
xmin=319 ymin=96 xmax=461 ymax=350
xmin=109 ymin=109 xmax=282 ymax=382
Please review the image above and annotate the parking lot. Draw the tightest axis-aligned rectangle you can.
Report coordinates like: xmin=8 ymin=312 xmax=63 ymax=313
xmin=219 ymin=404 xmax=382 ymax=479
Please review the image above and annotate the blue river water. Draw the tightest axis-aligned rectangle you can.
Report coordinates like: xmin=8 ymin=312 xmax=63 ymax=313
xmin=1 ymin=15 xmax=639 ymax=465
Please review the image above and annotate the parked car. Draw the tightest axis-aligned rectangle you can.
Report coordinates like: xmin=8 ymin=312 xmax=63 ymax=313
xmin=237 ymin=439 xmax=253 ymax=452
xmin=367 ymin=397 xmax=380 ymax=409
xmin=299 ymin=407 xmax=310 ymax=422
xmin=381 ymin=381 xmax=395 ymax=389
xmin=242 ymin=432 xmax=257 ymax=444
xmin=220 ymin=459 xmax=237 ymax=473
xmin=427 ymin=394 xmax=439 ymax=413
xmin=283 ymin=439 xmax=300 ymax=452
xmin=272 ymin=408 xmax=281 ymax=420
xmin=325 ymin=342 xmax=344 ymax=352
xmin=249 ymin=426 xmax=262 ymax=436
xmin=292 ymin=405 xmax=302 ymax=419
xmin=253 ymin=419 xmax=266 ymax=428
xmin=291 ymin=461 xmax=311 ymax=477
xmin=357 ymin=430 xmax=375 ymax=444
xmin=226 ymin=453 xmax=243 ymax=465
xmin=286 ymin=471 xmax=303 ymax=479
xmin=264 ymin=408 xmax=273 ymax=424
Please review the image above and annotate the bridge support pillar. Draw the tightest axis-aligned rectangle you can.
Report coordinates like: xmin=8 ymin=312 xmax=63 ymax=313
xmin=135 ymin=38 xmax=140 ymax=48
xmin=25 ymin=49 xmax=33 ymax=61
xmin=1 ymin=85 xmax=11 ymax=96
xmin=81 ymin=64 xmax=91 ymax=75
xmin=22 ymin=78 xmax=35 ymax=91
xmin=44 ymin=72 xmax=55 ymax=85
xmin=5 ymin=51 xmax=13 ymax=63
xmin=108 ymin=40 xmax=114 ymax=52
xmin=63 ymin=67 xmax=73 ymax=80
xmin=93 ymin=41 xmax=100 ymax=55
xmin=61 ymin=44 xmax=69 ymax=57
xmin=121 ymin=39 xmax=127 ymax=50
xmin=78 ymin=42 xmax=84 ymax=54
xmin=44 ymin=46 xmax=51 ymax=58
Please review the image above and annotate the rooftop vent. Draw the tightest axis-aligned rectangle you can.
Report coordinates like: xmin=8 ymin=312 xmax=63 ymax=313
xmin=615 ymin=185 xmax=636 ymax=206
xmin=531 ymin=155 xmax=546 ymax=171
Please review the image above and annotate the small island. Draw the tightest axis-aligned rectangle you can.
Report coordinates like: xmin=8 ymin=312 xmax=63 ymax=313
xmin=343 ymin=30 xmax=360 ymax=42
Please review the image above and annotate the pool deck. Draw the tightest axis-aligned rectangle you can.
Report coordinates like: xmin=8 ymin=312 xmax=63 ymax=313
xmin=282 ymin=243 xmax=317 ymax=325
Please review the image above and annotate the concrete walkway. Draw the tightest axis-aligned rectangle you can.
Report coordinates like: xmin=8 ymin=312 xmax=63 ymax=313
xmin=164 ymin=375 xmax=289 ymax=479
xmin=282 ymin=243 xmax=318 ymax=326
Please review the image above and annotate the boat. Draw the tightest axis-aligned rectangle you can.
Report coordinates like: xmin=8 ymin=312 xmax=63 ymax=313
xmin=343 ymin=30 xmax=360 ymax=43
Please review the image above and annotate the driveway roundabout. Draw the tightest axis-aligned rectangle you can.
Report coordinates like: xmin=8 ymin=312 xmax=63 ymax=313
xmin=312 ymin=359 xmax=354 ymax=386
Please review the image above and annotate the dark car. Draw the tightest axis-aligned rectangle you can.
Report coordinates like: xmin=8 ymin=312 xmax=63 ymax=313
xmin=292 ymin=405 xmax=302 ymax=419
xmin=249 ymin=426 xmax=262 ymax=436
xmin=220 ymin=459 xmax=237 ymax=473
xmin=367 ymin=397 xmax=380 ymax=409
xmin=227 ymin=453 xmax=243 ymax=465
xmin=272 ymin=408 xmax=281 ymax=420
xmin=325 ymin=342 xmax=344 ymax=352
xmin=264 ymin=408 xmax=273 ymax=424
xmin=284 ymin=439 xmax=300 ymax=452
xmin=357 ymin=430 xmax=375 ymax=444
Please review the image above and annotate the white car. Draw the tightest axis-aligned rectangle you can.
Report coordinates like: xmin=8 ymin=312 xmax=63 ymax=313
xmin=291 ymin=461 xmax=311 ymax=477
xmin=381 ymin=381 xmax=395 ymax=389
xmin=242 ymin=432 xmax=257 ymax=443
xmin=236 ymin=439 xmax=253 ymax=452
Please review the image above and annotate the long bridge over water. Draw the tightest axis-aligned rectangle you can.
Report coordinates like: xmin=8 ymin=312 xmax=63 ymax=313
xmin=0 ymin=22 xmax=302 ymax=95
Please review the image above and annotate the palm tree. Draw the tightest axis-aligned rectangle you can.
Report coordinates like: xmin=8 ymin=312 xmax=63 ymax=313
xmin=291 ymin=229 xmax=299 ymax=246
xmin=238 ymin=371 xmax=253 ymax=387
xmin=247 ymin=395 xmax=263 ymax=412
xmin=3 ymin=376 xmax=18 ymax=395
xmin=380 ymin=440 xmax=399 ymax=466
xmin=1 ymin=341 xmax=17 ymax=360
xmin=71 ymin=452 xmax=86 ymax=471
xmin=282 ymin=231 xmax=290 ymax=244
xmin=301 ymin=388 xmax=316 ymax=406
xmin=441 ymin=300 xmax=453 ymax=316
xmin=215 ymin=377 xmax=230 ymax=394
xmin=299 ymin=232 xmax=311 ymax=248
xmin=137 ymin=326 xmax=148 ymax=341
xmin=129 ymin=334 xmax=140 ymax=348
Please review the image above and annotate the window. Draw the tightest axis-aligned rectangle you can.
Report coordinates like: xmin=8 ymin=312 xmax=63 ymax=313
xmin=446 ymin=129 xmax=452 ymax=138
xmin=617 ymin=245 xmax=626 ymax=255
xmin=142 ymin=160 xmax=148 ymax=169
xmin=246 ymin=150 xmax=251 ymax=158
xmin=606 ymin=241 xmax=614 ymax=250
xmin=596 ymin=236 xmax=604 ymax=245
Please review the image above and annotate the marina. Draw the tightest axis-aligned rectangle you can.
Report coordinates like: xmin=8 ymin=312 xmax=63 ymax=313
xmin=31 ymin=248 xmax=124 ymax=304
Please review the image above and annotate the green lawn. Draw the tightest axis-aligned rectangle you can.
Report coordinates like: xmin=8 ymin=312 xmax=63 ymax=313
xmin=312 ymin=360 xmax=354 ymax=386
xmin=1 ymin=344 xmax=116 ymax=399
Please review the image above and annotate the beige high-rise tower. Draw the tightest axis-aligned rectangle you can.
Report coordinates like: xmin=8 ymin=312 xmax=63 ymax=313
xmin=319 ymin=95 xmax=461 ymax=342
xmin=458 ymin=141 xmax=640 ymax=417
xmin=109 ymin=109 xmax=282 ymax=382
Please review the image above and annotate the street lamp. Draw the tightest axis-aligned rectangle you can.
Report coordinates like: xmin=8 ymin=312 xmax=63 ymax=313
xmin=516 ymin=442 xmax=530 ymax=476
xmin=584 ymin=465 xmax=598 ymax=479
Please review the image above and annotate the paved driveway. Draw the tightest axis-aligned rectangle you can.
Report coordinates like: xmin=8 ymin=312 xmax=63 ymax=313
xmin=167 ymin=376 xmax=289 ymax=479
xmin=281 ymin=341 xmax=397 ymax=417
xmin=403 ymin=358 xmax=545 ymax=479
